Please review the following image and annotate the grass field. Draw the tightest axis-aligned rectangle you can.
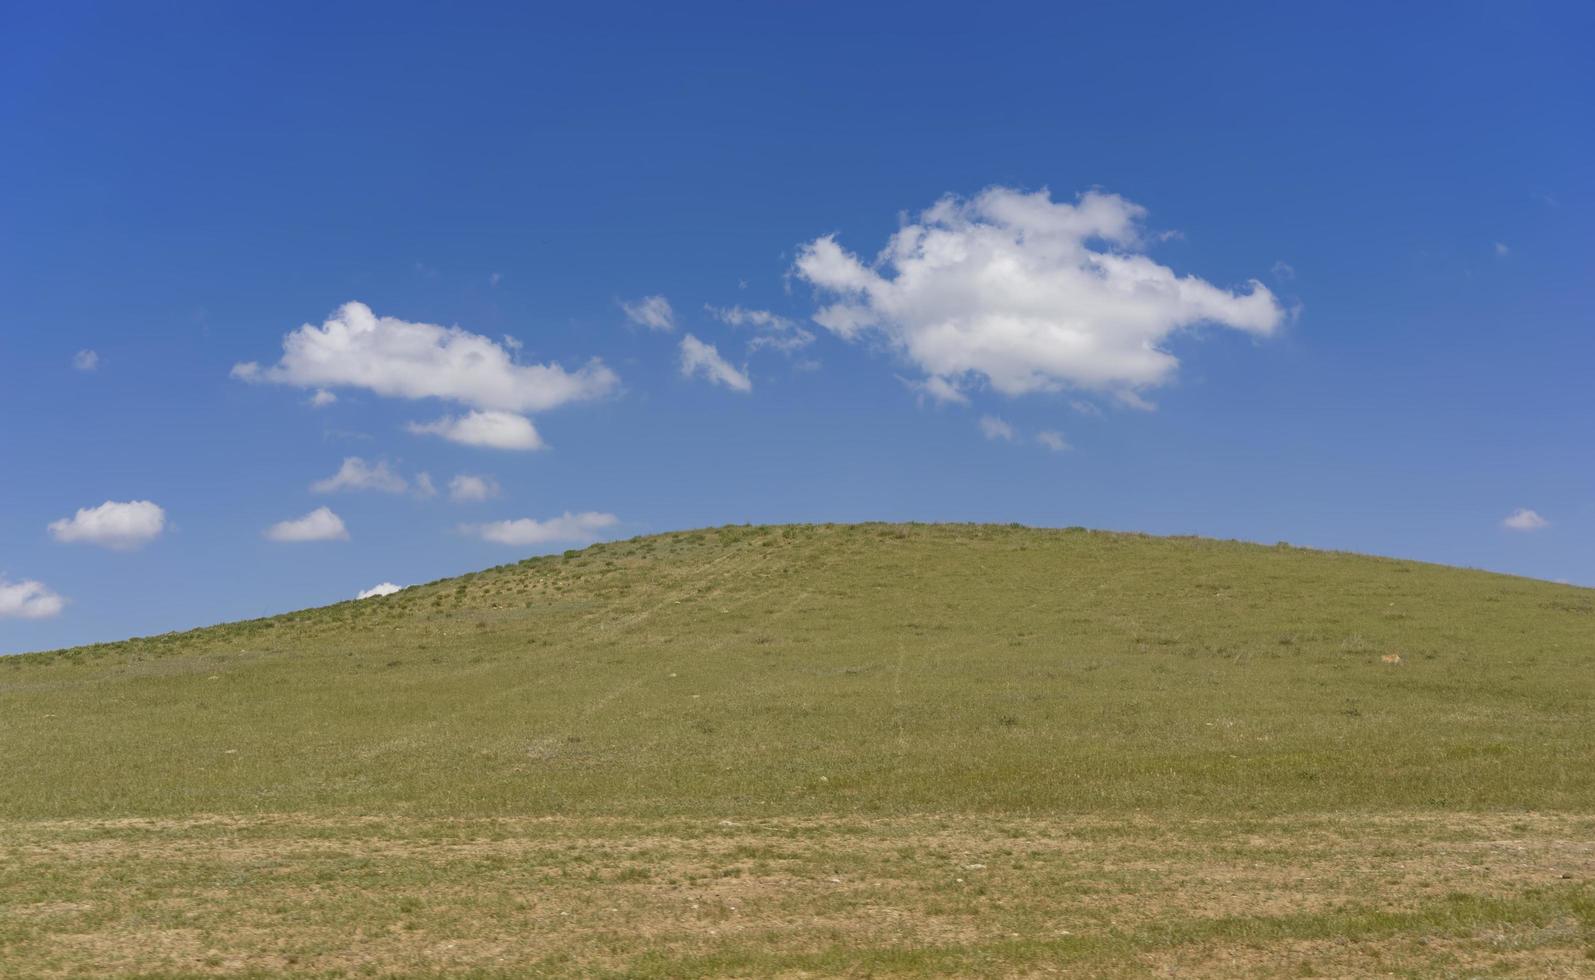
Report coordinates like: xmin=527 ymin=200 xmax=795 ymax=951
xmin=3 ymin=523 xmax=1593 ymax=976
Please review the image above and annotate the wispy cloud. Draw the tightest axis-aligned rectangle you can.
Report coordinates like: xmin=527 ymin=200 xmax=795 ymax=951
xmin=620 ymin=295 xmax=676 ymax=332
xmin=1036 ymin=430 xmax=1070 ymax=452
xmin=448 ymin=474 xmax=502 ymax=502
xmin=679 ymin=335 xmax=752 ymax=392
xmin=311 ymin=457 xmax=410 ymax=494
xmin=979 ymin=415 xmax=1016 ymax=442
xmin=460 ymin=511 xmax=618 ymax=546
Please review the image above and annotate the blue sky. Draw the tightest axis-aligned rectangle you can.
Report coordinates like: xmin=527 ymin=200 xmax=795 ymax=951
xmin=2 ymin=2 xmax=1591 ymax=652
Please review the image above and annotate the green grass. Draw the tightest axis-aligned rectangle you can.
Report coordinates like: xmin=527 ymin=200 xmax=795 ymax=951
xmin=2 ymin=522 xmax=1593 ymax=975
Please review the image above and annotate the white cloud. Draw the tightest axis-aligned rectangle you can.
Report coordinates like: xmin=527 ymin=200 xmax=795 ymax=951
xmin=620 ymin=295 xmax=675 ymax=332
xmin=979 ymin=415 xmax=1016 ymax=442
xmin=679 ymin=334 xmax=752 ymax=393
xmin=1036 ymin=430 xmax=1070 ymax=452
xmin=48 ymin=500 xmax=166 ymax=550
xmin=793 ymin=187 xmax=1283 ymax=402
xmin=906 ymin=374 xmax=969 ymax=406
xmin=708 ymin=305 xmax=817 ymax=355
xmin=448 ymin=474 xmax=502 ymax=502
xmin=311 ymin=457 xmax=409 ymax=494
xmin=407 ymin=410 xmax=545 ymax=451
xmin=356 ymin=582 xmax=404 ymax=599
xmin=308 ymin=389 xmax=337 ymax=407
xmin=1502 ymin=508 xmax=1548 ymax=531
xmin=708 ymin=305 xmax=795 ymax=331
xmin=1069 ymin=399 xmax=1104 ymax=417
xmin=265 ymin=507 xmax=349 ymax=542
xmin=232 ymin=301 xmax=616 ymax=412
xmin=0 ymin=576 xmax=65 ymax=619
xmin=414 ymin=472 xmax=437 ymax=498
xmin=1271 ymin=260 xmax=1296 ymax=281
xmin=73 ymin=349 xmax=100 ymax=371
xmin=461 ymin=511 xmax=619 ymax=546
xmin=1494 ymin=242 xmax=1510 ymax=257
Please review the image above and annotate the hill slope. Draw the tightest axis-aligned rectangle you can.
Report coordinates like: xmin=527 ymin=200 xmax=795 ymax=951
xmin=5 ymin=522 xmax=1594 ymax=818
xmin=4 ymin=523 xmax=1594 ymax=977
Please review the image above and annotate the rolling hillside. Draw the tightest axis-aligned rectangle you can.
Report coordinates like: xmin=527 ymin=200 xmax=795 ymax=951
xmin=3 ymin=523 xmax=1593 ymax=976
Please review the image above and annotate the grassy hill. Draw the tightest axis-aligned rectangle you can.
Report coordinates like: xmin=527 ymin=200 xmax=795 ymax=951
xmin=3 ymin=523 xmax=1594 ymax=976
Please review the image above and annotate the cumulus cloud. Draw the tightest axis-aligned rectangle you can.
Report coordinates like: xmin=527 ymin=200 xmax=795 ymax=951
xmin=308 ymin=389 xmax=337 ymax=407
xmin=679 ymin=335 xmax=752 ymax=392
xmin=231 ymin=301 xmax=617 ymax=413
xmin=979 ymin=415 xmax=1016 ymax=442
xmin=311 ymin=457 xmax=409 ymax=494
xmin=793 ymin=187 xmax=1283 ymax=402
xmin=1502 ymin=508 xmax=1548 ymax=531
xmin=356 ymin=582 xmax=404 ymax=599
xmin=48 ymin=500 xmax=166 ymax=550
xmin=407 ymin=410 xmax=545 ymax=450
xmin=460 ymin=511 xmax=619 ymax=546
xmin=0 ymin=576 xmax=65 ymax=619
xmin=1036 ymin=430 xmax=1070 ymax=452
xmin=265 ymin=507 xmax=349 ymax=542
xmin=620 ymin=295 xmax=675 ymax=331
xmin=448 ymin=474 xmax=502 ymax=502
xmin=73 ymin=349 xmax=100 ymax=371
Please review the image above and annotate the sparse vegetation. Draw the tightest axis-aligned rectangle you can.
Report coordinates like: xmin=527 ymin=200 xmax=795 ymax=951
xmin=2 ymin=523 xmax=1593 ymax=976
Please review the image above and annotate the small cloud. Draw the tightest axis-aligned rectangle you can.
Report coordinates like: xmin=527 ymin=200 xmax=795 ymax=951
xmin=1115 ymin=390 xmax=1157 ymax=412
xmin=460 ymin=511 xmax=618 ymax=547
xmin=265 ymin=507 xmax=349 ymax=542
xmin=709 ymin=305 xmax=817 ymax=355
xmin=708 ymin=304 xmax=797 ymax=331
xmin=620 ymin=295 xmax=675 ymax=332
xmin=407 ymin=410 xmax=546 ymax=451
xmin=979 ymin=415 xmax=1016 ymax=442
xmin=490 ymin=272 xmax=503 ymax=287
xmin=308 ymin=389 xmax=338 ymax=408
xmin=448 ymin=474 xmax=502 ymax=502
xmin=0 ymin=576 xmax=65 ymax=619
xmin=910 ymin=375 xmax=969 ymax=406
xmin=1036 ymin=430 xmax=1070 ymax=452
xmin=1069 ymin=399 xmax=1103 ymax=417
xmin=356 ymin=582 xmax=404 ymax=600
xmin=413 ymin=472 xmax=437 ymax=498
xmin=48 ymin=500 xmax=166 ymax=550
xmin=73 ymin=349 xmax=100 ymax=372
xmin=1494 ymin=242 xmax=1510 ymax=257
xmin=311 ymin=457 xmax=409 ymax=494
xmin=1502 ymin=508 xmax=1548 ymax=531
xmin=231 ymin=301 xmax=616 ymax=413
xmin=679 ymin=335 xmax=752 ymax=392
xmin=1271 ymin=260 xmax=1296 ymax=281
